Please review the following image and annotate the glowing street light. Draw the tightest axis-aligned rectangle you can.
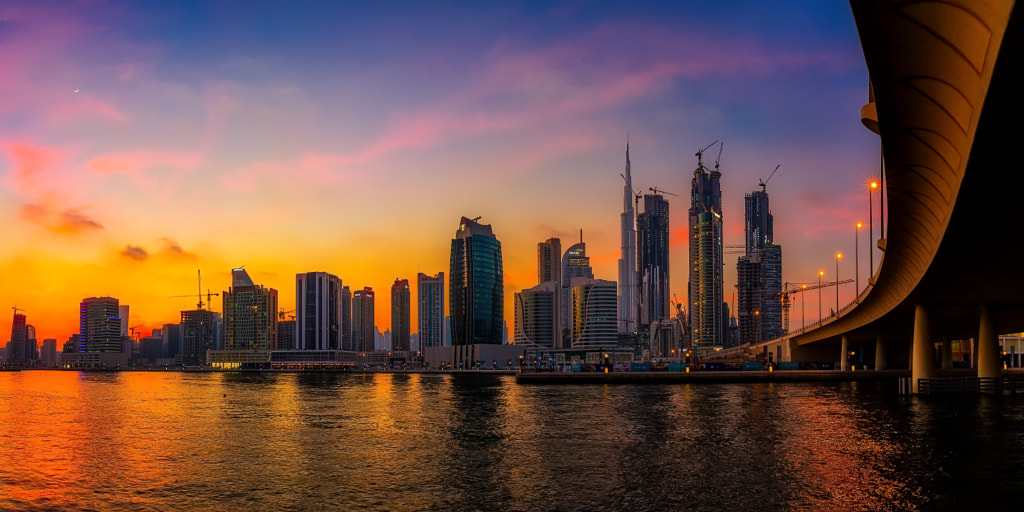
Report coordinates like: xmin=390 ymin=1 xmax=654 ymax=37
xmin=869 ymin=180 xmax=879 ymax=275
xmin=856 ymin=222 xmax=863 ymax=294
xmin=801 ymin=284 xmax=807 ymax=329
xmin=817 ymin=271 xmax=825 ymax=322
xmin=836 ymin=252 xmax=843 ymax=314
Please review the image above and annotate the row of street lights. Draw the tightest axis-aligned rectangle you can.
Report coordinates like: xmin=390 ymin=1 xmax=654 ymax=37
xmin=814 ymin=180 xmax=881 ymax=324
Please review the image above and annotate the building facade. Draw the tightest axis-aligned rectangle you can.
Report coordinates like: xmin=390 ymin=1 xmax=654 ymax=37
xmin=80 ymin=297 xmax=123 ymax=353
xmin=181 ymin=309 xmax=217 ymax=366
xmin=417 ymin=272 xmax=444 ymax=349
xmin=538 ymin=238 xmax=561 ymax=284
xmin=391 ymin=278 xmax=411 ymax=351
xmin=618 ymin=143 xmax=638 ymax=336
xmin=296 ymin=271 xmax=343 ymax=351
xmin=513 ymin=281 xmax=559 ymax=348
xmin=638 ymin=193 xmax=670 ymax=331
xmin=736 ymin=188 xmax=783 ymax=344
xmin=341 ymin=285 xmax=352 ymax=351
xmin=689 ymin=158 xmax=725 ymax=349
xmin=450 ymin=216 xmax=504 ymax=345
xmin=570 ymin=278 xmax=619 ymax=350
xmin=561 ymin=240 xmax=594 ymax=348
xmin=222 ymin=268 xmax=278 ymax=351
xmin=353 ymin=287 xmax=375 ymax=353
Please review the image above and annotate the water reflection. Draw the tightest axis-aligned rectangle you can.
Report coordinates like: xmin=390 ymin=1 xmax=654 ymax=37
xmin=3 ymin=372 xmax=1024 ymax=511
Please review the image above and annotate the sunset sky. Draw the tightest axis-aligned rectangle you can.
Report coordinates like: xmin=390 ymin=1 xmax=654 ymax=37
xmin=1 ymin=1 xmax=881 ymax=344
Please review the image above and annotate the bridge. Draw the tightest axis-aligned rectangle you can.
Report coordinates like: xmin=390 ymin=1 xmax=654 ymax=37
xmin=740 ymin=1 xmax=1023 ymax=393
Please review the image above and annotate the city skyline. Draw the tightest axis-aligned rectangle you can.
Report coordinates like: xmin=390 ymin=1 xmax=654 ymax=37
xmin=1 ymin=1 xmax=880 ymax=343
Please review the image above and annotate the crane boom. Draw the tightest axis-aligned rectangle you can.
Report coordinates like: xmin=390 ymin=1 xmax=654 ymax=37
xmin=695 ymin=140 xmax=718 ymax=169
xmin=772 ymin=279 xmax=854 ymax=333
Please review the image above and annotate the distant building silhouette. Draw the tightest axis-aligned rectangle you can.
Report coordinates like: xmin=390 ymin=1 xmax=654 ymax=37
xmin=391 ymin=278 xmax=411 ymax=351
xmin=417 ymin=272 xmax=444 ymax=349
xmin=449 ymin=216 xmax=503 ymax=345
xmin=353 ymin=287 xmax=375 ymax=353
xmin=7 ymin=312 xmax=29 ymax=366
xmin=296 ymin=271 xmax=343 ymax=350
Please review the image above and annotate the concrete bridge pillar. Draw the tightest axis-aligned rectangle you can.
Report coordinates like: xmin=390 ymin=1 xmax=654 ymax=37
xmin=941 ymin=337 xmax=953 ymax=370
xmin=912 ymin=304 xmax=936 ymax=394
xmin=978 ymin=307 xmax=1001 ymax=379
xmin=840 ymin=335 xmax=849 ymax=371
xmin=874 ymin=336 xmax=886 ymax=370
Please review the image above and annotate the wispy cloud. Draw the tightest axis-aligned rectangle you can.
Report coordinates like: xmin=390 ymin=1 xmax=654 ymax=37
xmin=120 ymin=245 xmax=149 ymax=261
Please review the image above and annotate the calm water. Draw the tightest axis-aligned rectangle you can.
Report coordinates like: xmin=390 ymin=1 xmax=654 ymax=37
xmin=2 ymin=371 xmax=1023 ymax=511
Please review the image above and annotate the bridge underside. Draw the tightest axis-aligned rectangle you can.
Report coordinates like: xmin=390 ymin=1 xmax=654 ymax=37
xmin=793 ymin=1 xmax=1024 ymax=347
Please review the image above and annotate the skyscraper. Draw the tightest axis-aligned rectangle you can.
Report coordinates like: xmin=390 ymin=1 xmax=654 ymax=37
xmin=341 ymin=285 xmax=352 ymax=351
xmin=449 ymin=216 xmax=503 ymax=345
xmin=561 ymin=238 xmax=593 ymax=348
xmin=737 ymin=188 xmax=783 ymax=344
xmin=537 ymin=238 xmax=561 ymax=284
xmin=570 ymin=277 xmax=619 ymax=350
xmin=391 ymin=278 xmax=411 ymax=351
xmin=513 ymin=281 xmax=559 ymax=348
xmin=222 ymin=268 xmax=278 ymax=351
xmin=417 ymin=272 xmax=444 ymax=349
xmin=638 ymin=193 xmax=670 ymax=330
xmin=296 ymin=271 xmax=343 ymax=350
xmin=181 ymin=309 xmax=216 ymax=366
xmin=688 ymin=152 xmax=725 ymax=349
xmin=618 ymin=142 xmax=638 ymax=335
xmin=353 ymin=287 xmax=375 ymax=352
xmin=8 ymin=312 xmax=28 ymax=366
xmin=80 ymin=297 xmax=123 ymax=353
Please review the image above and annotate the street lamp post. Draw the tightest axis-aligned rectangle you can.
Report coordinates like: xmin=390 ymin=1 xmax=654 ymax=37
xmin=856 ymin=222 xmax=862 ymax=294
xmin=836 ymin=252 xmax=843 ymax=315
xmin=818 ymin=270 xmax=824 ymax=322
xmin=869 ymin=180 xmax=878 ymax=276
xmin=801 ymin=284 xmax=807 ymax=329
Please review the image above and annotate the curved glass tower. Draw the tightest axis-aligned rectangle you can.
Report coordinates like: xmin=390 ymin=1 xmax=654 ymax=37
xmin=450 ymin=216 xmax=504 ymax=345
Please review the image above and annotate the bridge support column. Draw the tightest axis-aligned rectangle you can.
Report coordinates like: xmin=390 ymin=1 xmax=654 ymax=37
xmin=912 ymin=305 xmax=936 ymax=394
xmin=874 ymin=336 xmax=886 ymax=371
xmin=840 ymin=336 xmax=849 ymax=371
xmin=978 ymin=307 xmax=1001 ymax=379
xmin=941 ymin=338 xmax=953 ymax=370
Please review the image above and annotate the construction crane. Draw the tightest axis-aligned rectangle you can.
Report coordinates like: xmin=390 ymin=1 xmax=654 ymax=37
xmin=279 ymin=309 xmax=295 ymax=321
xmin=695 ymin=140 xmax=719 ymax=170
xmin=759 ymin=164 xmax=781 ymax=192
xmin=714 ymin=142 xmax=724 ymax=172
xmin=671 ymin=293 xmax=690 ymax=349
xmin=168 ymin=269 xmax=218 ymax=311
xmin=649 ymin=186 xmax=678 ymax=197
xmin=772 ymin=280 xmax=853 ymax=333
xmin=12 ymin=305 xmax=24 ymax=316
xmin=128 ymin=324 xmax=144 ymax=341
xmin=621 ymin=174 xmax=643 ymax=215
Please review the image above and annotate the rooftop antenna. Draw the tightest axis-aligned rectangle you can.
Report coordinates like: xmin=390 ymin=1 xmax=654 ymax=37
xmin=759 ymin=164 xmax=781 ymax=192
xmin=580 ymin=229 xmax=583 ymax=244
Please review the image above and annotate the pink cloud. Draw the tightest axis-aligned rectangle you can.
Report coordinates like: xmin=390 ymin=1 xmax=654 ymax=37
xmin=89 ymin=150 xmax=202 ymax=176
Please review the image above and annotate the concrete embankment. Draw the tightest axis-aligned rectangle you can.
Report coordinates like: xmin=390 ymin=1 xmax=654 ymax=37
xmin=516 ymin=369 xmax=913 ymax=385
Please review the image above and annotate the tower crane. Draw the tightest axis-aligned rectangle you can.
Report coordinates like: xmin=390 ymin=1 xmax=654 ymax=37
xmin=649 ymin=187 xmax=678 ymax=197
xmin=695 ymin=140 xmax=719 ymax=170
xmin=772 ymin=280 xmax=853 ymax=333
xmin=714 ymin=142 xmax=724 ymax=172
xmin=12 ymin=305 xmax=24 ymax=316
xmin=129 ymin=324 xmax=144 ymax=341
xmin=279 ymin=309 xmax=295 ymax=321
xmin=759 ymin=164 xmax=781 ymax=192
xmin=168 ymin=270 xmax=219 ymax=311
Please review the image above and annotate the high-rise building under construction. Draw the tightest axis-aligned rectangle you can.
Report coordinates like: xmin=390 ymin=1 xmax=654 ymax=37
xmin=688 ymin=147 xmax=726 ymax=349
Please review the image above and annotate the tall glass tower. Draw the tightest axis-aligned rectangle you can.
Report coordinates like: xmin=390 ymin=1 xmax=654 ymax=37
xmin=638 ymin=194 xmax=670 ymax=330
xmin=449 ymin=216 xmax=504 ymax=345
xmin=618 ymin=143 xmax=638 ymax=335
xmin=688 ymin=155 xmax=725 ymax=349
